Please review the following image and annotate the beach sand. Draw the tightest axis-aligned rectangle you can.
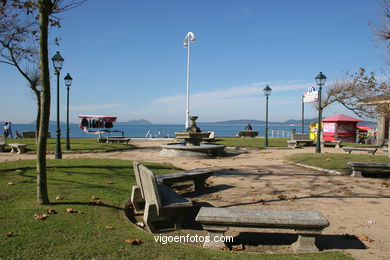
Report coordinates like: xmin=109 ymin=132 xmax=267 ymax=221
xmin=1 ymin=140 xmax=389 ymax=260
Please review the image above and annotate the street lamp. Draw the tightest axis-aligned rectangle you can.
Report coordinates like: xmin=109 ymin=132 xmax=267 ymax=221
xmin=263 ymin=85 xmax=272 ymax=147
xmin=183 ymin=32 xmax=195 ymax=129
xmin=315 ymin=72 xmax=326 ymax=153
xmin=51 ymin=51 xmax=64 ymax=159
xmin=64 ymin=73 xmax=73 ymax=151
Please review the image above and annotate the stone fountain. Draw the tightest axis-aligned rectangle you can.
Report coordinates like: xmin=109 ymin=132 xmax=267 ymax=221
xmin=160 ymin=116 xmax=225 ymax=158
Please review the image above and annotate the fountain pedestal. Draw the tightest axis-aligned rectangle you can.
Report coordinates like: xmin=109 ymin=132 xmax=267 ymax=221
xmin=160 ymin=116 xmax=225 ymax=158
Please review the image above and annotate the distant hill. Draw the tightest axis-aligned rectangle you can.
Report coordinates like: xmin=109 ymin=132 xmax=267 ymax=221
xmin=202 ymin=118 xmax=376 ymax=126
xmin=116 ymin=119 xmax=152 ymax=125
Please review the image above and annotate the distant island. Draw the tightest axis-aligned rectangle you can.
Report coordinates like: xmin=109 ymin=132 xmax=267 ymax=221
xmin=200 ymin=118 xmax=376 ymax=126
xmin=116 ymin=119 xmax=152 ymax=125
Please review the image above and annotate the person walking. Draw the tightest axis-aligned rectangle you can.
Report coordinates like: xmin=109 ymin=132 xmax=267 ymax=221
xmin=3 ymin=122 xmax=9 ymax=138
xmin=8 ymin=122 xmax=13 ymax=138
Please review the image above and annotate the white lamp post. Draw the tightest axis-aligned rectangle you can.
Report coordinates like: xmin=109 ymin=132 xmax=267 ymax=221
xmin=184 ymin=32 xmax=195 ymax=128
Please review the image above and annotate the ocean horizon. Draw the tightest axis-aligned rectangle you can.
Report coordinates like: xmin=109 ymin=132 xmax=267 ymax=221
xmin=8 ymin=123 xmax=313 ymax=138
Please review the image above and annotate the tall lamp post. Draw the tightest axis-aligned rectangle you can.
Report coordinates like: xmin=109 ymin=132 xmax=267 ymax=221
xmin=315 ymin=72 xmax=326 ymax=153
xmin=64 ymin=73 xmax=73 ymax=151
xmin=263 ymin=85 xmax=272 ymax=147
xmin=183 ymin=32 xmax=195 ymax=129
xmin=51 ymin=51 xmax=64 ymax=159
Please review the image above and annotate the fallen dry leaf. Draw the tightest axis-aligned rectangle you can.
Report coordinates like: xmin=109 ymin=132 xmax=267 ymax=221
xmin=261 ymin=202 xmax=270 ymax=206
xmin=47 ymin=209 xmax=57 ymax=214
xmin=220 ymin=246 xmax=230 ymax=251
xmin=125 ymin=239 xmax=142 ymax=245
xmin=104 ymin=180 xmax=114 ymax=184
xmin=105 ymin=225 xmax=114 ymax=229
xmin=5 ymin=232 xmax=14 ymax=237
xmin=55 ymin=196 xmax=64 ymax=200
xmin=66 ymin=208 xmax=78 ymax=213
xmin=358 ymin=234 xmax=374 ymax=243
xmin=232 ymin=244 xmax=245 ymax=251
xmin=277 ymin=194 xmax=287 ymax=200
xmin=34 ymin=214 xmax=47 ymax=220
xmin=88 ymin=200 xmax=106 ymax=206
xmin=91 ymin=196 xmax=99 ymax=200
xmin=6 ymin=182 xmax=15 ymax=186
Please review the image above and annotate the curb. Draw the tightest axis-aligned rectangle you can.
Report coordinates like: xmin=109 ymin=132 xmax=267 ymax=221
xmin=280 ymin=159 xmax=345 ymax=176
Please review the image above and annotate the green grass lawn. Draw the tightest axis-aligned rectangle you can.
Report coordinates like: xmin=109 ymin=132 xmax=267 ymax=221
xmin=216 ymin=137 xmax=289 ymax=148
xmin=0 ymin=158 xmax=352 ymax=259
xmin=3 ymin=138 xmax=133 ymax=152
xmin=288 ymin=153 xmax=390 ymax=173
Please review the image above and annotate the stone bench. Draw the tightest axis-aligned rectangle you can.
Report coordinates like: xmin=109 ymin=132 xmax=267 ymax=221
xmin=106 ymin=137 xmax=131 ymax=144
xmin=343 ymin=146 xmax=377 ymax=155
xmin=195 ymin=207 xmax=329 ymax=253
xmin=348 ymin=162 xmax=390 ymax=177
xmin=131 ymin=161 xmax=212 ymax=212
xmin=237 ymin=131 xmax=258 ymax=138
xmin=383 ymin=147 xmax=388 ymax=155
xmin=8 ymin=143 xmax=28 ymax=154
xmin=137 ymin=164 xmax=192 ymax=232
xmin=321 ymin=140 xmax=342 ymax=148
xmin=287 ymin=140 xmax=314 ymax=148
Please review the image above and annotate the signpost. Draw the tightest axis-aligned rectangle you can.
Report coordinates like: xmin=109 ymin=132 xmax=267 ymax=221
xmin=303 ymin=87 xmax=318 ymax=103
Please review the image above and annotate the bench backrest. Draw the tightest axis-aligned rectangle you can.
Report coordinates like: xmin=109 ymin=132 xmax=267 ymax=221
xmin=0 ymin=136 xmax=5 ymax=144
xmin=138 ymin=164 xmax=162 ymax=214
xmin=291 ymin=133 xmax=310 ymax=141
xmin=133 ymin=161 xmax=145 ymax=199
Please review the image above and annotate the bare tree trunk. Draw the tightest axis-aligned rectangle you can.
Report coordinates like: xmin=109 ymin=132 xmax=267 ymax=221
xmin=36 ymin=0 xmax=52 ymax=204
xmin=35 ymin=95 xmax=41 ymax=145
xmin=376 ymin=114 xmax=386 ymax=146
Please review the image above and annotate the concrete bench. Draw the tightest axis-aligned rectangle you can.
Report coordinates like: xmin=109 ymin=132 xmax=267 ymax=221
xmin=138 ymin=164 xmax=192 ymax=232
xmin=22 ymin=131 xmax=51 ymax=138
xmin=195 ymin=207 xmax=329 ymax=253
xmin=8 ymin=143 xmax=27 ymax=154
xmin=106 ymin=137 xmax=131 ymax=144
xmin=287 ymin=140 xmax=314 ymax=148
xmin=131 ymin=161 xmax=212 ymax=212
xmin=383 ymin=147 xmax=388 ymax=155
xmin=321 ymin=140 xmax=342 ymax=148
xmin=237 ymin=131 xmax=258 ymax=138
xmin=348 ymin=162 xmax=390 ymax=177
xmin=343 ymin=146 xmax=377 ymax=155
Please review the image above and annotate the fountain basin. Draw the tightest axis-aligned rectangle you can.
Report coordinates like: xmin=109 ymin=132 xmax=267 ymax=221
xmin=160 ymin=143 xmax=225 ymax=158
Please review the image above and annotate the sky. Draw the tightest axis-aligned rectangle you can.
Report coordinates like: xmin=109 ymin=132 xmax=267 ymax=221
xmin=0 ymin=0 xmax=388 ymax=124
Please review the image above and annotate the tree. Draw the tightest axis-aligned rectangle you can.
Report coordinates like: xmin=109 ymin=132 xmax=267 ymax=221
xmin=372 ymin=0 xmax=390 ymax=65
xmin=322 ymin=68 xmax=390 ymax=118
xmin=0 ymin=6 xmax=42 ymax=140
xmin=0 ymin=0 xmax=83 ymax=204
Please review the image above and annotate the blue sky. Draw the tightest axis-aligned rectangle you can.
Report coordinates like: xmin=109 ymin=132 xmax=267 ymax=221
xmin=0 ymin=0 xmax=387 ymax=124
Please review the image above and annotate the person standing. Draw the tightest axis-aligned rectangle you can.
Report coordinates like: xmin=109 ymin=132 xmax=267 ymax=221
xmin=8 ymin=122 xmax=13 ymax=138
xmin=3 ymin=122 xmax=9 ymax=138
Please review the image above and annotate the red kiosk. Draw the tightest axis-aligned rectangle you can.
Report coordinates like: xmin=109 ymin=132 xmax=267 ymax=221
xmin=322 ymin=114 xmax=362 ymax=142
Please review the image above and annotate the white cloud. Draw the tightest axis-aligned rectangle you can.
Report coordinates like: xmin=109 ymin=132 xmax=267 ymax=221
xmin=123 ymin=80 xmax=317 ymax=123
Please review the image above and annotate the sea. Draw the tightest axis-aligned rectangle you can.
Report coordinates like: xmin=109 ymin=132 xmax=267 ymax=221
xmin=9 ymin=123 xmax=310 ymax=138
